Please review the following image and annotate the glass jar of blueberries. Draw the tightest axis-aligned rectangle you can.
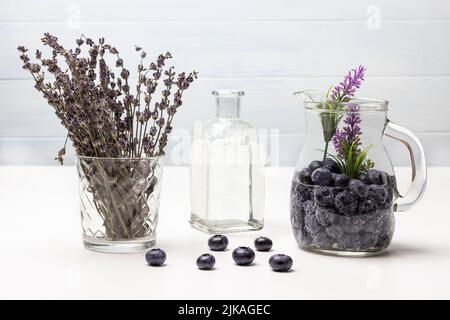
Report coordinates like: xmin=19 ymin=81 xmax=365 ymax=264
xmin=290 ymin=90 xmax=427 ymax=256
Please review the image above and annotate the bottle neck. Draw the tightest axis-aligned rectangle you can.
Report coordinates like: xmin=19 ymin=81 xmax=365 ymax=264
xmin=215 ymin=96 xmax=241 ymax=119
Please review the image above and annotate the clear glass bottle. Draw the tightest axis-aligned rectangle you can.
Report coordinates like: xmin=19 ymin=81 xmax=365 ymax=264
xmin=190 ymin=90 xmax=265 ymax=233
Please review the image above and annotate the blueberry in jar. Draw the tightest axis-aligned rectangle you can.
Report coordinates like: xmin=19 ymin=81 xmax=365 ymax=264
xmin=313 ymin=186 xmax=334 ymax=207
xmin=358 ymin=173 xmax=370 ymax=184
xmin=196 ymin=253 xmax=216 ymax=270
xmin=358 ymin=196 xmax=377 ymax=213
xmin=311 ymin=167 xmax=332 ymax=186
xmin=348 ymin=179 xmax=369 ymax=198
xmin=378 ymin=171 xmax=389 ymax=185
xmin=145 ymin=248 xmax=166 ymax=266
xmin=367 ymin=169 xmax=383 ymax=185
xmin=232 ymin=247 xmax=255 ymax=266
xmin=333 ymin=173 xmax=349 ymax=187
xmin=254 ymin=236 xmax=273 ymax=252
xmin=368 ymin=184 xmax=388 ymax=204
xmin=295 ymin=183 xmax=312 ymax=201
xmin=269 ymin=254 xmax=293 ymax=272
xmin=308 ymin=160 xmax=323 ymax=172
xmin=208 ymin=235 xmax=229 ymax=251
xmin=323 ymin=158 xmax=340 ymax=173
xmin=297 ymin=168 xmax=312 ymax=184
xmin=334 ymin=190 xmax=358 ymax=214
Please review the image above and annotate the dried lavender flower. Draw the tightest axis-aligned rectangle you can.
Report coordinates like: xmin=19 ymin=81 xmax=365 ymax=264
xmin=18 ymin=33 xmax=198 ymax=163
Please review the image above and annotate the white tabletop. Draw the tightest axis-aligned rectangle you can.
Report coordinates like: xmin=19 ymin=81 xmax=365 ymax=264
xmin=0 ymin=166 xmax=448 ymax=299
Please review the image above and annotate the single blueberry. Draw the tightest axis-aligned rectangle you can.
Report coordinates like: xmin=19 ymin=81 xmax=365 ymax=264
xmin=367 ymin=169 xmax=382 ymax=185
xmin=145 ymin=248 xmax=166 ymax=266
xmin=313 ymin=186 xmax=334 ymax=207
xmin=334 ymin=190 xmax=358 ymax=214
xmin=308 ymin=160 xmax=323 ymax=172
xmin=333 ymin=173 xmax=349 ymax=187
xmin=358 ymin=173 xmax=370 ymax=184
xmin=254 ymin=236 xmax=273 ymax=251
xmin=323 ymin=158 xmax=340 ymax=173
xmin=295 ymin=183 xmax=312 ymax=202
xmin=208 ymin=235 xmax=229 ymax=251
xmin=368 ymin=184 xmax=388 ymax=204
xmin=358 ymin=196 xmax=377 ymax=213
xmin=196 ymin=253 xmax=216 ymax=270
xmin=349 ymin=179 xmax=369 ymax=198
xmin=379 ymin=171 xmax=389 ymax=185
xmin=232 ymin=247 xmax=256 ymax=266
xmin=376 ymin=194 xmax=392 ymax=210
xmin=297 ymin=168 xmax=312 ymax=184
xmin=311 ymin=167 xmax=332 ymax=186
xmin=315 ymin=207 xmax=336 ymax=227
xmin=374 ymin=233 xmax=392 ymax=249
xmin=269 ymin=254 xmax=293 ymax=272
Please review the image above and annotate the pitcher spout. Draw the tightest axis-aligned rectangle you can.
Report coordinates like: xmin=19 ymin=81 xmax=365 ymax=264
xmin=293 ymin=88 xmax=328 ymax=104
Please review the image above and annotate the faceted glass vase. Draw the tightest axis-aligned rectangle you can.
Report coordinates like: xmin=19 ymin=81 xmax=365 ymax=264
xmin=290 ymin=90 xmax=427 ymax=257
xmin=190 ymin=90 xmax=265 ymax=233
xmin=77 ymin=156 xmax=163 ymax=253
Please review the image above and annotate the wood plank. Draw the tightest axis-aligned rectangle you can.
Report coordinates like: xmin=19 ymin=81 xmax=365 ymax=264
xmin=1 ymin=132 xmax=448 ymax=166
xmin=1 ymin=0 xmax=449 ymax=21
xmin=3 ymin=21 xmax=450 ymax=79
xmin=1 ymin=76 xmax=449 ymax=138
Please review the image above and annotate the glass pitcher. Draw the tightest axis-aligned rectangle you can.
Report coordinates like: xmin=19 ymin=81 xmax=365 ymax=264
xmin=290 ymin=89 xmax=427 ymax=256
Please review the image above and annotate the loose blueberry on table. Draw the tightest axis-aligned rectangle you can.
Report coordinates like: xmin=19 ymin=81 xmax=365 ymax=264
xmin=232 ymin=247 xmax=256 ymax=266
xmin=254 ymin=236 xmax=273 ymax=251
xmin=145 ymin=248 xmax=166 ymax=266
xmin=208 ymin=235 xmax=229 ymax=251
xmin=196 ymin=253 xmax=216 ymax=270
xmin=269 ymin=254 xmax=293 ymax=272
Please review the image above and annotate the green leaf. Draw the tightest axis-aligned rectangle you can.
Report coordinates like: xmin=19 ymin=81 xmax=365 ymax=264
xmin=354 ymin=145 xmax=372 ymax=176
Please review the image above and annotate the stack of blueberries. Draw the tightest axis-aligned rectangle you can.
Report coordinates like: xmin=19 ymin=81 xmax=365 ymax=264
xmin=290 ymin=159 xmax=399 ymax=252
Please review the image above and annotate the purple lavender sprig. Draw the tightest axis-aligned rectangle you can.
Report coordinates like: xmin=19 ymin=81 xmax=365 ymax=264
xmin=332 ymin=104 xmax=362 ymax=157
xmin=330 ymin=65 xmax=366 ymax=102
xmin=318 ymin=65 xmax=366 ymax=162
xmin=331 ymin=104 xmax=375 ymax=178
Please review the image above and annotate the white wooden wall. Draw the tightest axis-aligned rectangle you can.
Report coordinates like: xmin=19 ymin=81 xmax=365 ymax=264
xmin=0 ymin=0 xmax=449 ymax=165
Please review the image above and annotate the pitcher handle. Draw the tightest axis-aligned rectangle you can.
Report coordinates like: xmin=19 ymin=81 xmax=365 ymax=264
xmin=383 ymin=120 xmax=427 ymax=212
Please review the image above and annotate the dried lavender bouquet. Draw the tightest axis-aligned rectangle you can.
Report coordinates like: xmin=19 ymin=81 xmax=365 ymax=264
xmin=18 ymin=34 xmax=197 ymax=241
